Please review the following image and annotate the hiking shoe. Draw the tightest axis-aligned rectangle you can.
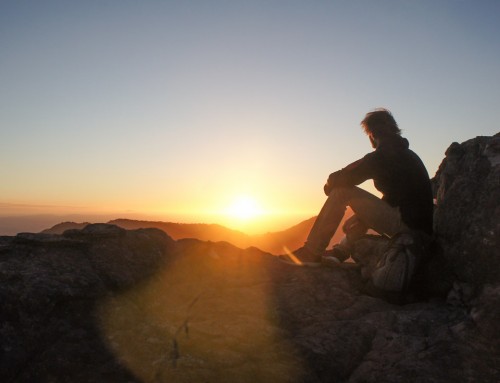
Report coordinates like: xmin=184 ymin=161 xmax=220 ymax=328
xmin=278 ymin=246 xmax=322 ymax=267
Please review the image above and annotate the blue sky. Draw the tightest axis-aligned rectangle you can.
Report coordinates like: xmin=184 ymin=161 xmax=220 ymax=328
xmin=1 ymin=0 xmax=499 ymax=232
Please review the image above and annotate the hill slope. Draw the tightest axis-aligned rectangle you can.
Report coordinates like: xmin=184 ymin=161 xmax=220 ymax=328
xmin=42 ymin=210 xmax=353 ymax=255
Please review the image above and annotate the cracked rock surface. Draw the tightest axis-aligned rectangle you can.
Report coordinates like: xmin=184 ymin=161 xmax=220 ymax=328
xmin=1 ymin=227 xmax=499 ymax=383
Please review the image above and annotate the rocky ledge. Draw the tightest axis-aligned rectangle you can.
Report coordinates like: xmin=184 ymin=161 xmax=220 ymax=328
xmin=1 ymin=135 xmax=499 ymax=383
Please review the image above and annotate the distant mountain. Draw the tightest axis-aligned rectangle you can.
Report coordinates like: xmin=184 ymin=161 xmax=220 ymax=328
xmin=0 ymin=214 xmax=114 ymax=236
xmin=251 ymin=217 xmax=316 ymax=253
xmin=41 ymin=221 xmax=91 ymax=234
xmin=0 ymin=215 xmax=77 ymax=236
xmin=109 ymin=219 xmax=251 ymax=246
xmin=251 ymin=209 xmax=353 ymax=253
xmin=41 ymin=210 xmax=354 ymax=255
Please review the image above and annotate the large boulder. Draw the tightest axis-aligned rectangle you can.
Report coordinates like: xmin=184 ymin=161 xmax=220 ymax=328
xmin=432 ymin=134 xmax=500 ymax=290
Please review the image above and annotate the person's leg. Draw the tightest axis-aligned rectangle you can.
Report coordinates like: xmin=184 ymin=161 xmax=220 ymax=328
xmin=304 ymin=189 xmax=347 ymax=255
xmin=305 ymin=186 xmax=407 ymax=255
xmin=341 ymin=187 xmax=408 ymax=237
xmin=325 ymin=215 xmax=369 ymax=262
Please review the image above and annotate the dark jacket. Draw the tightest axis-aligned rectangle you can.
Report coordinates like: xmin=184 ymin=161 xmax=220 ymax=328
xmin=327 ymin=135 xmax=434 ymax=235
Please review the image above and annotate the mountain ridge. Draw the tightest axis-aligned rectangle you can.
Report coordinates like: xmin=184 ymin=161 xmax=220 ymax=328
xmin=41 ymin=212 xmax=351 ymax=255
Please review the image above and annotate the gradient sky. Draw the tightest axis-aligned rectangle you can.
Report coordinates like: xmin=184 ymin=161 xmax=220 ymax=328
xmin=1 ymin=0 xmax=499 ymax=233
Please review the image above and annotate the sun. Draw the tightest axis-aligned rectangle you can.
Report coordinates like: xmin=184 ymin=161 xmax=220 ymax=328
xmin=226 ymin=195 xmax=263 ymax=220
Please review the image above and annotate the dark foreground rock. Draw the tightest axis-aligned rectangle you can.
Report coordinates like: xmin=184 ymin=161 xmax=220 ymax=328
xmin=1 ymin=223 xmax=499 ymax=383
xmin=0 ymin=224 xmax=176 ymax=383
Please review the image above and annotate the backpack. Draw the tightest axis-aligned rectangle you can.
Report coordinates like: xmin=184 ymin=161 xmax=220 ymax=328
xmin=366 ymin=231 xmax=431 ymax=303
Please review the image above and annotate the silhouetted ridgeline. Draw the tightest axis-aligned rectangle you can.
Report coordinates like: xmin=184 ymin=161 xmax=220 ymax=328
xmin=1 ymin=134 xmax=499 ymax=382
xmin=110 ymin=216 xmax=352 ymax=254
xmin=41 ymin=218 xmax=307 ymax=254
xmin=42 ymin=213 xmax=352 ymax=255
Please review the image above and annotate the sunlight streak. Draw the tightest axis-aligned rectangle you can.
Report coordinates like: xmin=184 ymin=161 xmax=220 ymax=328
xmin=282 ymin=246 xmax=303 ymax=265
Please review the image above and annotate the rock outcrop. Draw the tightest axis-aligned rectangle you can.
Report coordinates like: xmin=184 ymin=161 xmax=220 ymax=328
xmin=432 ymin=134 xmax=500 ymax=291
xmin=1 ymin=224 xmax=499 ymax=382
xmin=0 ymin=224 xmax=176 ymax=383
xmin=1 ymin=135 xmax=499 ymax=382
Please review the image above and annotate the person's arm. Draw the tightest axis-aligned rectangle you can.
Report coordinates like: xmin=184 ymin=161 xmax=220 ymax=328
xmin=323 ymin=153 xmax=378 ymax=195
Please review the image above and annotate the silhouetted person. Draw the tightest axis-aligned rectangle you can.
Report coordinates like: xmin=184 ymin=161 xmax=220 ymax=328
xmin=281 ymin=108 xmax=433 ymax=266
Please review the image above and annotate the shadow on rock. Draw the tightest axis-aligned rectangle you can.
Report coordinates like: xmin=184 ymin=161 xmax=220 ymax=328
xmin=97 ymin=239 xmax=305 ymax=383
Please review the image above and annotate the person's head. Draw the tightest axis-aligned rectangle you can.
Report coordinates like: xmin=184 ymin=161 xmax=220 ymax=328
xmin=360 ymin=108 xmax=401 ymax=141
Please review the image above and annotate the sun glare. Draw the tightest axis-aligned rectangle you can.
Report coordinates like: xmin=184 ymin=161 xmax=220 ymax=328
xmin=226 ymin=195 xmax=263 ymax=220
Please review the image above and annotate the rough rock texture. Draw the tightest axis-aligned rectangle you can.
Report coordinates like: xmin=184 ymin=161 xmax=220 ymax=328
xmin=432 ymin=134 xmax=500 ymax=290
xmin=0 ymin=224 xmax=176 ymax=383
xmin=1 ymin=224 xmax=499 ymax=382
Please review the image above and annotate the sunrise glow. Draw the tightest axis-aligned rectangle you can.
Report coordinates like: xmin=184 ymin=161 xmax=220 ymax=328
xmin=225 ymin=195 xmax=264 ymax=221
xmin=0 ymin=1 xmax=496 ymax=237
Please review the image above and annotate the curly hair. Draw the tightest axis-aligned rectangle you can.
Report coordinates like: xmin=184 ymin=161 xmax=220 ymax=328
xmin=361 ymin=108 xmax=401 ymax=138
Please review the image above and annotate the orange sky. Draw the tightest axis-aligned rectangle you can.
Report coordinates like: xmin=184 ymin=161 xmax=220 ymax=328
xmin=1 ymin=2 xmax=498 ymax=235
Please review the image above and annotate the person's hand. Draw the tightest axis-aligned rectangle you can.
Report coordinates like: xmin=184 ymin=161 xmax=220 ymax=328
xmin=324 ymin=182 xmax=332 ymax=196
xmin=324 ymin=172 xmax=338 ymax=195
